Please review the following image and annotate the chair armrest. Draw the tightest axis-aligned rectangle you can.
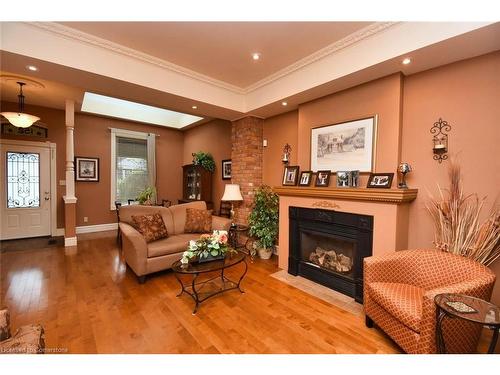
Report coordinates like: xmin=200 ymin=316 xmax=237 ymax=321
xmin=119 ymin=222 xmax=148 ymax=276
xmin=212 ymin=216 xmax=232 ymax=231
xmin=0 ymin=309 xmax=11 ymax=341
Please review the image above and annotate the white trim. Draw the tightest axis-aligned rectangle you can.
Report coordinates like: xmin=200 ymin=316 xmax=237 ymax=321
xmin=76 ymin=223 xmax=118 ymax=234
xmin=55 ymin=228 xmax=65 ymax=236
xmin=110 ymin=128 xmax=155 ymax=210
xmin=63 ymin=196 xmax=77 ymax=204
xmin=0 ymin=139 xmax=58 ymax=238
xmin=64 ymin=236 xmax=77 ymax=246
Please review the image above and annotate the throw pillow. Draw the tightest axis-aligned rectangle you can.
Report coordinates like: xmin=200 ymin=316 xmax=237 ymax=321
xmin=132 ymin=213 xmax=168 ymax=243
xmin=184 ymin=208 xmax=213 ymax=233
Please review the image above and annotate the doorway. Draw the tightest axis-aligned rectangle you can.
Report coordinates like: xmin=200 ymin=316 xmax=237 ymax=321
xmin=0 ymin=139 xmax=57 ymax=240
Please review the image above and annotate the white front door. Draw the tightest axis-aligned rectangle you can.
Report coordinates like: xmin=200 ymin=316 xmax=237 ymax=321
xmin=0 ymin=142 xmax=52 ymax=240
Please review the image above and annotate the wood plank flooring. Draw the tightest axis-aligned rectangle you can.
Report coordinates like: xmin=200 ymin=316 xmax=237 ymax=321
xmin=0 ymin=231 xmax=495 ymax=354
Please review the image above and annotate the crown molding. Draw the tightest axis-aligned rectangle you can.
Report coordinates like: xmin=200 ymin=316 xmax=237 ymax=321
xmin=243 ymin=22 xmax=399 ymax=93
xmin=26 ymin=22 xmax=398 ymax=97
xmin=26 ymin=22 xmax=246 ymax=95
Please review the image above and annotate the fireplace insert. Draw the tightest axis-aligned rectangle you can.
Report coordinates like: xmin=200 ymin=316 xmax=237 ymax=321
xmin=288 ymin=206 xmax=373 ymax=302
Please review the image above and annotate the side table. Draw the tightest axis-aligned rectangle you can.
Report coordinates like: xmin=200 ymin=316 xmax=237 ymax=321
xmin=229 ymin=224 xmax=250 ymax=253
xmin=434 ymin=293 xmax=500 ymax=353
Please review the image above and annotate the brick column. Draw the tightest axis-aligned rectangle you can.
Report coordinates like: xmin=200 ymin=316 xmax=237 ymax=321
xmin=231 ymin=116 xmax=263 ymax=225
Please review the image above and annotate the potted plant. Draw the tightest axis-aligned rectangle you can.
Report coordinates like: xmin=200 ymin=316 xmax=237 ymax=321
xmin=136 ymin=186 xmax=156 ymax=205
xmin=248 ymin=185 xmax=279 ymax=259
xmin=192 ymin=151 xmax=215 ymax=172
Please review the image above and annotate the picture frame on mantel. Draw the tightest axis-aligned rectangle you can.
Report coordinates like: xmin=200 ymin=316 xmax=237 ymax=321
xmin=310 ymin=115 xmax=377 ymax=173
xmin=367 ymin=173 xmax=394 ymax=188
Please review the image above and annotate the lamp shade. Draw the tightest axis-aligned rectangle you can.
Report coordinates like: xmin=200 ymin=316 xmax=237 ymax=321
xmin=221 ymin=184 xmax=243 ymax=201
xmin=1 ymin=112 xmax=40 ymax=128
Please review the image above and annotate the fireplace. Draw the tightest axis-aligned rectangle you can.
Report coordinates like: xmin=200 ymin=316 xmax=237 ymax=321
xmin=288 ymin=206 xmax=373 ymax=303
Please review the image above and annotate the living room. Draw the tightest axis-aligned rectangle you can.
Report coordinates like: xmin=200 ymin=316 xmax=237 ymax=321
xmin=1 ymin=1 xmax=499 ymax=373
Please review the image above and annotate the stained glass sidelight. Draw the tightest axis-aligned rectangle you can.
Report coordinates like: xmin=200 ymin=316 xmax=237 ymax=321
xmin=6 ymin=152 xmax=40 ymax=208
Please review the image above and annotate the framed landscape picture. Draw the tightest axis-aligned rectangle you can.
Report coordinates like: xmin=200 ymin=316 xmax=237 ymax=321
xmin=310 ymin=116 xmax=377 ymax=173
xmin=222 ymin=159 xmax=232 ymax=180
xmin=75 ymin=157 xmax=99 ymax=182
xmin=367 ymin=173 xmax=394 ymax=188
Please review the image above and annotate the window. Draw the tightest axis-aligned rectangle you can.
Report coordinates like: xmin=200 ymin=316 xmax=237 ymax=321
xmin=110 ymin=129 xmax=156 ymax=209
xmin=6 ymin=152 xmax=40 ymax=208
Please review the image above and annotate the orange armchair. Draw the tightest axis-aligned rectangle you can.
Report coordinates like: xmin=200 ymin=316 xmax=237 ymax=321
xmin=364 ymin=249 xmax=496 ymax=354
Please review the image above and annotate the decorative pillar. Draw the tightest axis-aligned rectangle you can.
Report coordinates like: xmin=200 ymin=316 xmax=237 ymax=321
xmin=63 ymin=99 xmax=77 ymax=247
xmin=231 ymin=116 xmax=263 ymax=225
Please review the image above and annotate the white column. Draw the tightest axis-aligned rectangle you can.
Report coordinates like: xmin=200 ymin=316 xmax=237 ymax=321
xmin=64 ymin=99 xmax=77 ymax=202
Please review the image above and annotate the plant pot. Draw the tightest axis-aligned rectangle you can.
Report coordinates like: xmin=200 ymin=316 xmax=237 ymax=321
xmin=257 ymin=248 xmax=273 ymax=260
xmin=198 ymin=253 xmax=225 ymax=263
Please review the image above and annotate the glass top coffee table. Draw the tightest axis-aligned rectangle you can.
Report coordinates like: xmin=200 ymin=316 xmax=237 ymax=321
xmin=435 ymin=293 xmax=500 ymax=353
xmin=171 ymin=251 xmax=248 ymax=314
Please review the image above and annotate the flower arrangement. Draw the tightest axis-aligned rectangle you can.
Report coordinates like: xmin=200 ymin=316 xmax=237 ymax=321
xmin=181 ymin=230 xmax=231 ymax=265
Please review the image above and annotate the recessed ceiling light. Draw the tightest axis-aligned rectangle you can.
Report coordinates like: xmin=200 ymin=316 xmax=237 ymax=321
xmin=402 ymin=58 xmax=411 ymax=65
xmin=282 ymin=101 xmax=288 ymax=106
xmin=27 ymin=65 xmax=38 ymax=71
xmin=252 ymin=53 xmax=261 ymax=61
xmin=192 ymin=105 xmax=198 ymax=109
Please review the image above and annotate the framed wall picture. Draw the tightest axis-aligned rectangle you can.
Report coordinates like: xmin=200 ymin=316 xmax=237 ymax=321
xmin=282 ymin=166 xmax=299 ymax=186
xmin=367 ymin=173 xmax=394 ymax=188
xmin=75 ymin=157 xmax=99 ymax=182
xmin=315 ymin=170 xmax=331 ymax=187
xmin=222 ymin=159 xmax=232 ymax=180
xmin=298 ymin=171 xmax=313 ymax=186
xmin=310 ymin=116 xmax=377 ymax=173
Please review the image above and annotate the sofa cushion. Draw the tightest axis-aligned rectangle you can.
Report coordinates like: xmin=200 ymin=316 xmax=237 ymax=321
xmin=367 ymin=282 xmax=424 ymax=333
xmin=168 ymin=201 xmax=207 ymax=235
xmin=132 ymin=213 xmax=168 ymax=243
xmin=184 ymin=208 xmax=212 ymax=233
xmin=147 ymin=234 xmax=200 ymax=258
xmin=119 ymin=205 xmax=174 ymax=235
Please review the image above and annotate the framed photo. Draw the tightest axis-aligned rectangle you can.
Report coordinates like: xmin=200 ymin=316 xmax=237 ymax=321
xmin=367 ymin=173 xmax=394 ymax=189
xmin=75 ymin=157 xmax=99 ymax=182
xmin=310 ymin=116 xmax=377 ymax=172
xmin=298 ymin=171 xmax=313 ymax=186
xmin=282 ymin=166 xmax=299 ymax=186
xmin=315 ymin=170 xmax=331 ymax=187
xmin=336 ymin=171 xmax=350 ymax=187
xmin=350 ymin=170 xmax=360 ymax=187
xmin=222 ymin=159 xmax=232 ymax=180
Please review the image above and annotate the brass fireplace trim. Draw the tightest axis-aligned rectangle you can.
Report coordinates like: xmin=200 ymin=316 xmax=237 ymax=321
xmin=273 ymin=186 xmax=418 ymax=204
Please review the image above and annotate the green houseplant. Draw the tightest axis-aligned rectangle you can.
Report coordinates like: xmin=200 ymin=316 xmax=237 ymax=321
xmin=248 ymin=185 xmax=279 ymax=259
xmin=192 ymin=151 xmax=215 ymax=172
xmin=136 ymin=186 xmax=156 ymax=205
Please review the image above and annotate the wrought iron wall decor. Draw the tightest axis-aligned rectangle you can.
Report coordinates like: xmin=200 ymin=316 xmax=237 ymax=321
xmin=430 ymin=118 xmax=451 ymax=163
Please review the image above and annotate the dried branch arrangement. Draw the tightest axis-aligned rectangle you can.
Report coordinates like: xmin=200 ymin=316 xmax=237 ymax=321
xmin=427 ymin=162 xmax=500 ymax=266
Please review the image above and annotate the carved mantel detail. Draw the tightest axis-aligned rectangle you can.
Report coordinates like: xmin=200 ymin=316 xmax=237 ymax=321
xmin=311 ymin=200 xmax=341 ymax=209
xmin=273 ymin=186 xmax=418 ymax=204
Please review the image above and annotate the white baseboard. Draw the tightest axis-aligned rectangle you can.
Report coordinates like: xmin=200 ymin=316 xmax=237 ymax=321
xmin=64 ymin=236 xmax=77 ymax=247
xmin=76 ymin=223 xmax=118 ymax=234
xmin=54 ymin=228 xmax=65 ymax=237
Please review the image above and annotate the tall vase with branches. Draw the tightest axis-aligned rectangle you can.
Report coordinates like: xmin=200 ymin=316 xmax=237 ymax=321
xmin=426 ymin=162 xmax=500 ymax=266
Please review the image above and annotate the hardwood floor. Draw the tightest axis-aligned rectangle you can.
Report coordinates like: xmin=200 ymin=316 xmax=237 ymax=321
xmin=0 ymin=232 xmax=495 ymax=354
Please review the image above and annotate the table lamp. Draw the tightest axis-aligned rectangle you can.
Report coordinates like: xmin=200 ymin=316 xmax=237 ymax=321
xmin=221 ymin=184 xmax=243 ymax=221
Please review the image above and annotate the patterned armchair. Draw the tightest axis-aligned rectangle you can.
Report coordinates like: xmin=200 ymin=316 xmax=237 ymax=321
xmin=364 ymin=249 xmax=496 ymax=354
xmin=0 ymin=309 xmax=45 ymax=354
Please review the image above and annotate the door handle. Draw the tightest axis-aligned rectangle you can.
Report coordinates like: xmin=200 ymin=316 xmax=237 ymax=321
xmin=45 ymin=197 xmax=50 ymax=201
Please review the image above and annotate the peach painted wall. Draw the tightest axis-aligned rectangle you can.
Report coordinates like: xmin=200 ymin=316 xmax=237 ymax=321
xmin=263 ymin=110 xmax=298 ymax=187
xmin=1 ymin=102 xmax=184 ymax=228
xmin=182 ymin=119 xmax=232 ymax=212
xmin=298 ymin=73 xmax=403 ymax=187
xmin=401 ymin=51 xmax=500 ymax=303
xmin=74 ymin=113 xmax=184 ymax=226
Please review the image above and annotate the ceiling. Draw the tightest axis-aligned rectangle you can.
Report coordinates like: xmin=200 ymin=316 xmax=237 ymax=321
xmin=57 ymin=22 xmax=371 ymax=88
xmin=1 ymin=21 xmax=499 ymax=129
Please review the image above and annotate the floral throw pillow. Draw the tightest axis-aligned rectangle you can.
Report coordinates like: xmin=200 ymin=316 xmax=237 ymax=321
xmin=132 ymin=213 xmax=168 ymax=243
xmin=184 ymin=208 xmax=213 ymax=233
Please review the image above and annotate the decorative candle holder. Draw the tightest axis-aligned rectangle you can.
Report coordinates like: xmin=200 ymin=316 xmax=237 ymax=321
xmin=282 ymin=143 xmax=292 ymax=164
xmin=430 ymin=118 xmax=451 ymax=163
xmin=398 ymin=162 xmax=412 ymax=189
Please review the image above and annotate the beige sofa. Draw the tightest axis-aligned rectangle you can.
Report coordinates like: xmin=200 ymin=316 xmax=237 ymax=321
xmin=119 ymin=201 xmax=231 ymax=283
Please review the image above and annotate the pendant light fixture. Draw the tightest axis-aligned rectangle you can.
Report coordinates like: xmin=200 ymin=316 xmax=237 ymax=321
xmin=1 ymin=82 xmax=40 ymax=128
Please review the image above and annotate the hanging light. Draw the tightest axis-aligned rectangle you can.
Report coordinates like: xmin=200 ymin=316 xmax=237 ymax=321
xmin=1 ymin=82 xmax=40 ymax=128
